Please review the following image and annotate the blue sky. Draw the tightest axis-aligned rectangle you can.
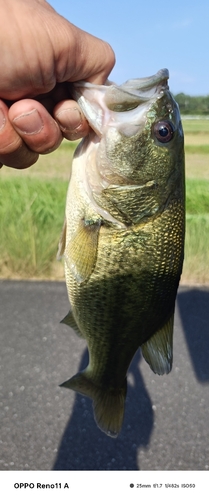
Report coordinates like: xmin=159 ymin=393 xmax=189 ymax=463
xmin=49 ymin=0 xmax=209 ymax=96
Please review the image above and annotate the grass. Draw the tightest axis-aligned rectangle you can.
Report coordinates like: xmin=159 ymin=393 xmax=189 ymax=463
xmin=182 ymin=118 xmax=209 ymax=134
xmin=185 ymin=154 xmax=209 ymax=180
xmin=186 ymin=179 xmax=209 ymax=213
xmin=183 ymin=120 xmax=209 ymax=283
xmin=0 ymin=120 xmax=209 ymax=283
xmin=185 ymin=144 xmax=209 ymax=154
xmin=0 ymin=177 xmax=67 ymax=279
xmin=183 ymin=179 xmax=209 ymax=284
xmin=183 ymin=216 xmax=209 ymax=284
xmin=0 ymin=140 xmax=78 ymax=181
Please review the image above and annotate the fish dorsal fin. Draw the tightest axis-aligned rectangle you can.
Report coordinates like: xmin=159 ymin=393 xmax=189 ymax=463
xmin=60 ymin=310 xmax=84 ymax=338
xmin=141 ymin=314 xmax=174 ymax=375
xmin=65 ymin=219 xmax=101 ymax=283
xmin=57 ymin=218 xmax=67 ymax=260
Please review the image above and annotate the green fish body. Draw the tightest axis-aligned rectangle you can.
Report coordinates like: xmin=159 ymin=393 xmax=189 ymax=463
xmin=58 ymin=69 xmax=185 ymax=437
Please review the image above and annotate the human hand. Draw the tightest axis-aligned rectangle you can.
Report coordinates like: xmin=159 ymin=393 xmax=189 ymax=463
xmin=0 ymin=0 xmax=115 ymax=169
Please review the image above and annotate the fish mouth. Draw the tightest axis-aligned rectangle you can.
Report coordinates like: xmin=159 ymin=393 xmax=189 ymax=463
xmin=105 ymin=68 xmax=169 ymax=108
xmin=71 ymin=69 xmax=170 ymax=136
xmin=73 ymin=68 xmax=169 ymax=98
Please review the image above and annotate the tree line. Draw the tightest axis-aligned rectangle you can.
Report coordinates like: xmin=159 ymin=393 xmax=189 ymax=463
xmin=173 ymin=93 xmax=209 ymax=115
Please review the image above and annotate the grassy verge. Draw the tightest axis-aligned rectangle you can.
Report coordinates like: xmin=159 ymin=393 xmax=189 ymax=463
xmin=0 ymin=140 xmax=78 ymax=181
xmin=0 ymin=177 xmax=67 ymax=279
xmin=182 ymin=119 xmax=209 ymax=134
xmin=183 ymin=179 xmax=209 ymax=284
xmin=0 ymin=176 xmax=208 ymax=283
xmin=185 ymin=144 xmax=209 ymax=154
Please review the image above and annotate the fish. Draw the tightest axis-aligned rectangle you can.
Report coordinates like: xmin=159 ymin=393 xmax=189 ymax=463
xmin=57 ymin=68 xmax=185 ymax=438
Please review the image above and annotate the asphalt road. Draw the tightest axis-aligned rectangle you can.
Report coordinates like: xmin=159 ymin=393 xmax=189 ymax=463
xmin=0 ymin=280 xmax=209 ymax=471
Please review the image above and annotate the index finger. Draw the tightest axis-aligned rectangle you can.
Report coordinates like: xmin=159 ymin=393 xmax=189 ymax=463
xmin=53 ymin=99 xmax=91 ymax=140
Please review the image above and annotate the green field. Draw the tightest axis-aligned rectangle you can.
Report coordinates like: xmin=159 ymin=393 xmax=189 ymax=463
xmin=0 ymin=120 xmax=209 ymax=283
xmin=182 ymin=118 xmax=209 ymax=134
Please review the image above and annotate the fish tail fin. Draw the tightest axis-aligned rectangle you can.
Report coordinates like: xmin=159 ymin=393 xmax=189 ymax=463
xmin=60 ymin=372 xmax=127 ymax=438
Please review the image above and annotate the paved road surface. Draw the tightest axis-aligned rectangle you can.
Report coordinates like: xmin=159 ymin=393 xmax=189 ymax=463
xmin=0 ymin=280 xmax=209 ymax=471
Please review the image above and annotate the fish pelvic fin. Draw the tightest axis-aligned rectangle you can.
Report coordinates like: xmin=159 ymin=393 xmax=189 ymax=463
xmin=60 ymin=371 xmax=127 ymax=438
xmin=141 ymin=313 xmax=174 ymax=375
xmin=65 ymin=219 xmax=101 ymax=283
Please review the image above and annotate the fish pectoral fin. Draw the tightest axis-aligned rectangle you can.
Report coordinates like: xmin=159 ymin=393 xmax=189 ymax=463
xmin=60 ymin=371 xmax=127 ymax=438
xmin=141 ymin=313 xmax=174 ymax=375
xmin=57 ymin=218 xmax=67 ymax=260
xmin=64 ymin=219 xmax=101 ymax=283
xmin=60 ymin=310 xmax=84 ymax=338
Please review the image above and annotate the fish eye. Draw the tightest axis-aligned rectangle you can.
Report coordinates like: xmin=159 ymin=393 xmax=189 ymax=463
xmin=153 ymin=120 xmax=175 ymax=143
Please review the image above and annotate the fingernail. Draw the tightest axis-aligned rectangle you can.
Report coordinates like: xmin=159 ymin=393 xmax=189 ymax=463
xmin=0 ymin=108 xmax=6 ymax=131
xmin=56 ymin=108 xmax=82 ymax=132
xmin=13 ymin=109 xmax=44 ymax=135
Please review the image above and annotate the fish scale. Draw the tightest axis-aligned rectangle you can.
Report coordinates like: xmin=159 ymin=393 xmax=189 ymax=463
xmin=58 ymin=69 xmax=185 ymax=437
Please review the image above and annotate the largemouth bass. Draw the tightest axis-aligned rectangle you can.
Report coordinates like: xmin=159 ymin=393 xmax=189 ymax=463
xmin=58 ymin=68 xmax=185 ymax=438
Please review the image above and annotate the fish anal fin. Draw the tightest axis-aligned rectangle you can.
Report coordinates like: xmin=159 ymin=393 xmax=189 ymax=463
xmin=60 ymin=371 xmax=127 ymax=438
xmin=141 ymin=314 xmax=174 ymax=375
xmin=57 ymin=218 xmax=67 ymax=260
xmin=65 ymin=219 xmax=101 ymax=283
xmin=60 ymin=310 xmax=84 ymax=338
